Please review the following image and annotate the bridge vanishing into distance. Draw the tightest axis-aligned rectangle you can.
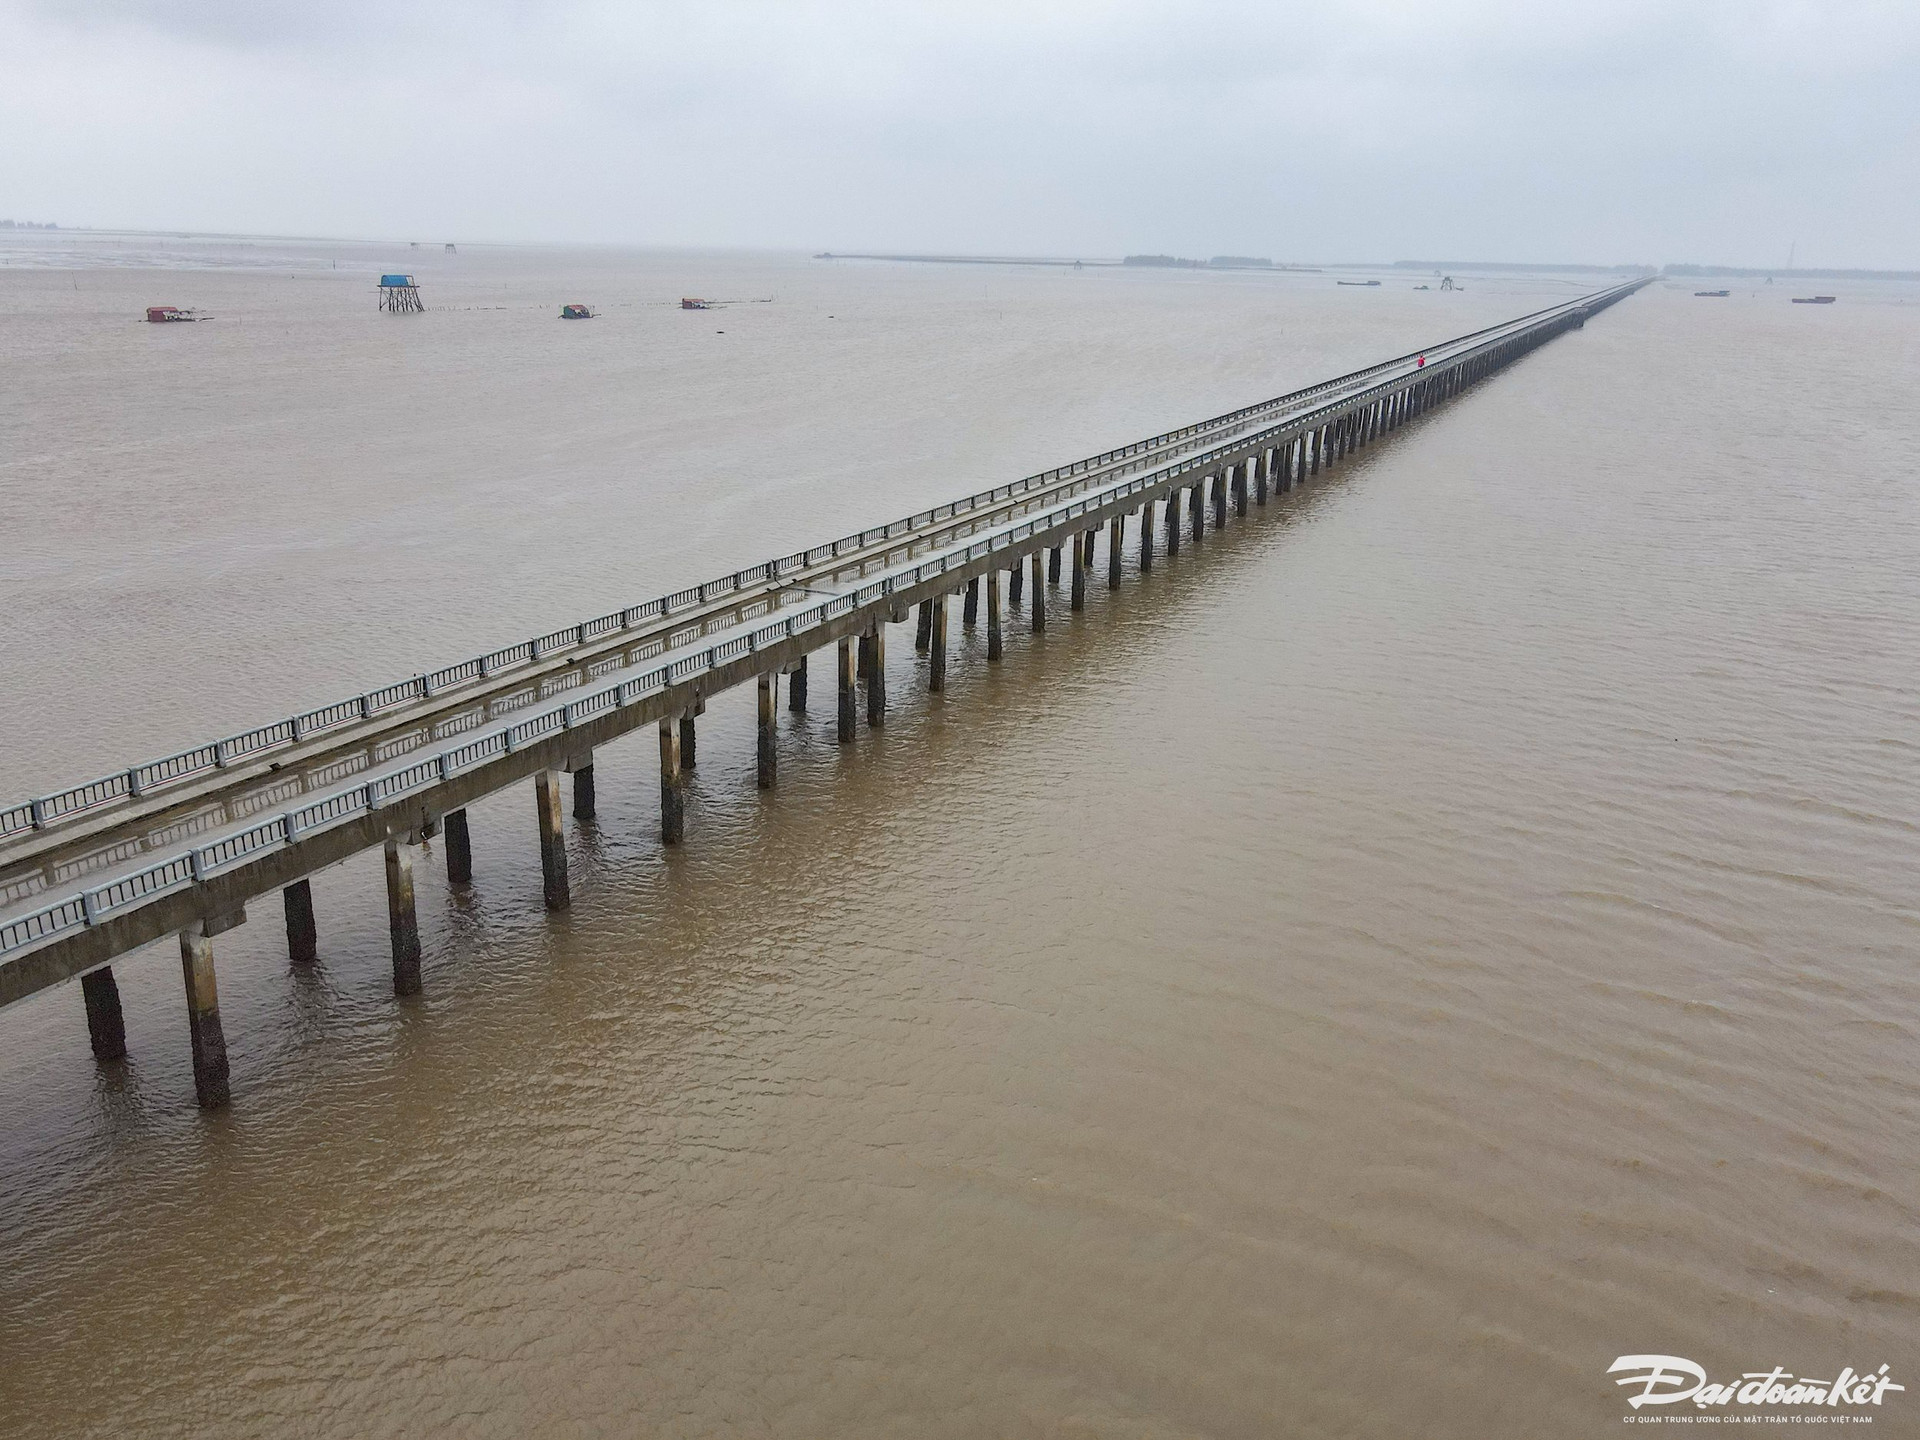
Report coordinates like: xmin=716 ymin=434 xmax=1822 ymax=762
xmin=1 ymin=279 xmax=1649 ymax=1107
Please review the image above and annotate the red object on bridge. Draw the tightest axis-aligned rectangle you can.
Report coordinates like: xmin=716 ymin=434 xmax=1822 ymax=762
xmin=1415 ymin=354 xmax=1425 ymax=367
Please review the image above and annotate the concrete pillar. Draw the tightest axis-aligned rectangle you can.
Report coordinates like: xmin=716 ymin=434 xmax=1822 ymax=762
xmin=1009 ymin=559 xmax=1024 ymax=604
xmin=1139 ymin=503 xmax=1153 ymax=571
xmin=1108 ymin=509 xmax=1124 ymax=588
xmin=757 ymin=672 xmax=777 ymax=789
xmin=1255 ymin=451 xmax=1269 ymax=506
xmin=1166 ymin=491 xmax=1181 ymax=555
xmin=866 ymin=622 xmax=887 ymax=726
xmin=1070 ymin=530 xmax=1087 ymax=611
xmin=1030 ymin=550 xmax=1047 ymax=631
xmin=1048 ymin=545 xmax=1062 ymax=585
xmin=81 ymin=967 xmax=127 ymax=1062
xmin=963 ymin=577 xmax=979 ymax=627
xmin=445 ymin=807 xmax=473 ymax=885
xmin=179 ymin=929 xmax=230 ymax=1109
xmin=1214 ymin=470 xmax=1228 ymax=528
xmin=1083 ymin=528 xmax=1098 ymax=569
xmin=385 ymin=836 xmax=424 ymax=993
xmin=571 ymin=760 xmax=596 ymax=821
xmin=986 ymin=569 xmax=1004 ymax=661
xmin=1191 ymin=480 xmax=1206 ymax=541
xmin=533 ymin=770 xmax=569 ymax=911
xmin=1234 ymin=462 xmax=1249 ymax=517
xmin=284 ymin=877 xmax=318 ymax=965
xmin=678 ymin=710 xmax=698 ymax=771
xmin=929 ymin=595 xmax=948 ymax=691
xmin=1311 ymin=428 xmax=1322 ymax=475
xmin=915 ymin=599 xmax=933 ymax=654
xmin=837 ymin=639 xmax=857 ymax=742
xmin=788 ymin=655 xmax=808 ymax=713
xmin=659 ymin=717 xmax=685 ymax=843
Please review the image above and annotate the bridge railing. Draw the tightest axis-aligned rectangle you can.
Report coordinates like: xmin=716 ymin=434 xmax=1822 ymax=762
xmin=0 ymin=286 xmax=1629 ymax=851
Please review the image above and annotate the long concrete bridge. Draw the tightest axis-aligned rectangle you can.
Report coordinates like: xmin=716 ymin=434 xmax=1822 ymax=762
xmin=0 ymin=279 xmax=1648 ymax=1107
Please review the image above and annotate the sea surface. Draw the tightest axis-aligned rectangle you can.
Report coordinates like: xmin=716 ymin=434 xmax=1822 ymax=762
xmin=1 ymin=234 xmax=1915 ymax=1438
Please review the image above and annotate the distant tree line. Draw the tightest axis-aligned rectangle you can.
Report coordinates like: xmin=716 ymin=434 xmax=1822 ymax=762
xmin=0 ymin=219 xmax=59 ymax=229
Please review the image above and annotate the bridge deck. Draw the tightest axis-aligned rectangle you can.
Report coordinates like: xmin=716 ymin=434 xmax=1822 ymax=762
xmin=1 ymin=280 xmax=1648 ymax=1025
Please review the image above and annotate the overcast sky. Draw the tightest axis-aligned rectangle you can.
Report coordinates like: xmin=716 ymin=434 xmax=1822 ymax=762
xmin=2 ymin=0 xmax=1914 ymax=267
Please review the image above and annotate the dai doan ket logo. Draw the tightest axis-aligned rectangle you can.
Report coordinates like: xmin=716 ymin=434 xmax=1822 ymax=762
xmin=1611 ymin=1355 xmax=1904 ymax=1413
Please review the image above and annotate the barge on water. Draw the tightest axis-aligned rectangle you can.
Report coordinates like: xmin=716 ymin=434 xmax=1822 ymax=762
xmin=1790 ymin=295 xmax=1837 ymax=304
xmin=145 ymin=306 xmax=208 ymax=323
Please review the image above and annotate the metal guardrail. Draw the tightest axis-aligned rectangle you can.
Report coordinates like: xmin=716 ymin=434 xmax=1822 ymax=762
xmin=0 ymin=282 xmax=1643 ymax=964
xmin=0 ymin=295 xmax=1596 ymax=849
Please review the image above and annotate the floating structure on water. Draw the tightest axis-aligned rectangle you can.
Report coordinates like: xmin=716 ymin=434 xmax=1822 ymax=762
xmin=1338 ymin=280 xmax=1382 ymax=287
xmin=680 ymin=297 xmax=711 ymax=310
xmin=1790 ymin=295 xmax=1837 ymax=305
xmin=0 ymin=280 xmax=1649 ymax=1109
xmin=378 ymin=274 xmax=424 ymax=314
xmin=1694 ymin=290 xmax=1731 ymax=297
xmin=144 ymin=306 xmax=206 ymax=323
xmin=560 ymin=303 xmax=594 ymax=320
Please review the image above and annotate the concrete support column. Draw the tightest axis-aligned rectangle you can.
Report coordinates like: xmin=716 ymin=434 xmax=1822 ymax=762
xmin=1070 ymin=530 xmax=1087 ymax=611
xmin=1108 ymin=509 xmax=1124 ymax=588
xmin=1138 ymin=504 xmax=1153 ymax=571
xmin=837 ymin=639 xmax=857 ymax=743
xmin=1255 ymin=451 xmax=1269 ymax=506
xmin=788 ymin=655 xmax=808 ymax=713
xmin=915 ymin=599 xmax=933 ymax=654
xmin=757 ymin=673 xmax=777 ymax=789
xmin=385 ymin=836 xmax=424 ymax=993
xmin=1214 ymin=469 xmax=1229 ymax=527
xmin=1234 ymin=462 xmax=1249 ymax=517
xmin=1166 ymin=491 xmax=1182 ymax=555
xmin=571 ymin=760 xmax=596 ymax=822
xmin=1191 ymin=479 xmax=1206 ymax=541
xmin=1008 ymin=559 xmax=1024 ymax=604
xmin=284 ymin=877 xmax=318 ymax=965
xmin=1311 ymin=429 xmax=1322 ymax=475
xmin=929 ymin=596 xmax=948 ymax=692
xmin=533 ymin=770 xmax=569 ymax=912
xmin=179 ymin=929 xmax=230 ymax=1109
xmin=1048 ymin=545 xmax=1062 ymax=585
xmin=679 ymin=710 xmax=698 ymax=771
xmin=445 ymin=808 xmax=473 ymax=885
xmin=866 ymin=622 xmax=887 ymax=726
xmin=1030 ymin=551 xmax=1047 ymax=631
xmin=986 ymin=570 xmax=1004 ymax=661
xmin=963 ymin=577 xmax=979 ymax=627
xmin=81 ymin=967 xmax=127 ymax=1062
xmin=659 ymin=717 xmax=686 ymax=842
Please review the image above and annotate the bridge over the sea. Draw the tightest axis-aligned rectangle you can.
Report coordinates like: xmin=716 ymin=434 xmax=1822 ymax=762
xmin=0 ymin=279 xmax=1649 ymax=1107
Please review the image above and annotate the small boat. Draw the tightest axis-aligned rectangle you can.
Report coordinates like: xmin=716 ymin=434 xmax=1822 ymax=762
xmin=1694 ymin=290 xmax=1730 ymax=297
xmin=1337 ymin=280 xmax=1381 ymax=286
xmin=1790 ymin=295 xmax=1836 ymax=304
xmin=145 ymin=306 xmax=207 ymax=323
xmin=680 ymin=297 xmax=711 ymax=310
xmin=560 ymin=303 xmax=595 ymax=319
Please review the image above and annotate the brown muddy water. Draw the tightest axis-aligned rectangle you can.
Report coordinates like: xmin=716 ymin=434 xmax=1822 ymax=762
xmin=1 ymin=238 xmax=1916 ymax=1438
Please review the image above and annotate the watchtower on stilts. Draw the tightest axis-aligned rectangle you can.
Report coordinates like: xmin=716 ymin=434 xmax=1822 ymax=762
xmin=378 ymin=274 xmax=424 ymax=314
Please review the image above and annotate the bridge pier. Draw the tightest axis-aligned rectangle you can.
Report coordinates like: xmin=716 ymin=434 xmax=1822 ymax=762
xmin=1030 ymin=551 xmax=1047 ymax=631
xmin=679 ymin=708 xmax=698 ymax=771
xmin=445 ymin=808 xmax=473 ymax=885
xmin=929 ymin=596 xmax=948 ymax=692
xmin=284 ymin=878 xmax=318 ymax=965
xmin=1108 ymin=509 xmax=1124 ymax=587
xmin=1166 ymin=490 xmax=1181 ymax=555
xmin=385 ymin=837 xmax=424 ymax=993
xmin=1138 ymin=503 xmax=1153 ymax=571
xmin=1070 ymin=532 xmax=1087 ymax=611
xmin=1190 ymin=480 xmax=1205 ymax=541
xmin=1234 ymin=462 xmax=1248 ymax=517
xmin=986 ymin=569 xmax=1003 ymax=661
xmin=837 ymin=639 xmax=857 ymax=742
xmin=569 ymin=755 xmax=595 ymax=822
xmin=788 ymin=655 xmax=808 ymax=713
xmin=963 ymin=577 xmax=979 ymax=627
xmin=1214 ymin=470 xmax=1228 ymax=528
xmin=866 ymin=622 xmax=887 ymax=725
xmin=81 ymin=966 xmax=127 ymax=1062
xmin=1255 ymin=451 xmax=1268 ymax=506
xmin=757 ymin=673 xmax=777 ymax=788
xmin=533 ymin=770 xmax=569 ymax=911
xmin=915 ymin=599 xmax=933 ymax=654
xmin=1048 ymin=545 xmax=1062 ymax=586
xmin=179 ymin=929 xmax=230 ymax=1109
xmin=659 ymin=717 xmax=685 ymax=843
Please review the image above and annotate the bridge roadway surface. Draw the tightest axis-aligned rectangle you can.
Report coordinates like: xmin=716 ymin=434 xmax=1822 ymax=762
xmin=0 ymin=278 xmax=1648 ymax=1017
